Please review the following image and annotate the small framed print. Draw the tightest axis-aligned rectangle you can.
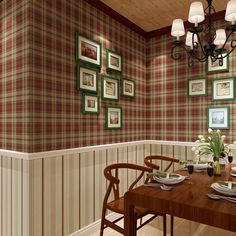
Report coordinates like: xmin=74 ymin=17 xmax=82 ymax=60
xmin=77 ymin=65 xmax=98 ymax=93
xmin=121 ymin=78 xmax=135 ymax=98
xmin=106 ymin=49 xmax=122 ymax=72
xmin=207 ymin=106 xmax=230 ymax=129
xmin=101 ymin=75 xmax=119 ymax=101
xmin=82 ymin=93 xmax=99 ymax=114
xmin=206 ymin=53 xmax=229 ymax=74
xmin=212 ymin=77 xmax=235 ymax=101
xmin=75 ymin=32 xmax=102 ymax=67
xmin=187 ymin=77 xmax=207 ymax=96
xmin=106 ymin=105 xmax=122 ymax=129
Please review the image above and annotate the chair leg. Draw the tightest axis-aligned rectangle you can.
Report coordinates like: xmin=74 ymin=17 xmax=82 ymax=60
xmin=100 ymin=207 xmax=106 ymax=236
xmin=170 ymin=215 xmax=174 ymax=236
xmin=162 ymin=214 xmax=167 ymax=236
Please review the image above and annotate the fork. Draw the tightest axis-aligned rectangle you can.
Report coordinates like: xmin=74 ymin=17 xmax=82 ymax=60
xmin=207 ymin=194 xmax=236 ymax=203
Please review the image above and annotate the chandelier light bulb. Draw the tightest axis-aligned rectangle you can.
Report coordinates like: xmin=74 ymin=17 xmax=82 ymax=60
xmin=214 ymin=29 xmax=227 ymax=46
xmin=188 ymin=1 xmax=205 ymax=26
xmin=225 ymin=0 xmax=236 ymax=24
xmin=185 ymin=32 xmax=198 ymax=49
xmin=171 ymin=19 xmax=185 ymax=40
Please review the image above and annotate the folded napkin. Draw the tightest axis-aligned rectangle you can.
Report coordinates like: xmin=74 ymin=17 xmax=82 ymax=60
xmin=148 ymin=170 xmax=179 ymax=179
xmin=218 ymin=181 xmax=236 ymax=189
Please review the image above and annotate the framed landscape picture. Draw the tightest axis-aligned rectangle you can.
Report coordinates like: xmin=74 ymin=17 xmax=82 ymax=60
xmin=106 ymin=105 xmax=122 ymax=129
xmin=77 ymin=65 xmax=98 ymax=93
xmin=82 ymin=93 xmax=99 ymax=114
xmin=106 ymin=49 xmax=122 ymax=72
xmin=75 ymin=32 xmax=102 ymax=67
xmin=207 ymin=106 xmax=230 ymax=129
xmin=212 ymin=77 xmax=235 ymax=101
xmin=187 ymin=77 xmax=207 ymax=96
xmin=121 ymin=78 xmax=135 ymax=98
xmin=101 ymin=75 xmax=119 ymax=101
xmin=206 ymin=53 xmax=229 ymax=74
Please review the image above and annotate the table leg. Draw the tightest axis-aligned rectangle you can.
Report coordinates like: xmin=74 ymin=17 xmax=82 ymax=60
xmin=124 ymin=192 xmax=136 ymax=236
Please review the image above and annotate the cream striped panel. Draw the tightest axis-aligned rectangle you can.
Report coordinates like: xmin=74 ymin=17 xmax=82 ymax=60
xmin=0 ymin=143 xmax=197 ymax=236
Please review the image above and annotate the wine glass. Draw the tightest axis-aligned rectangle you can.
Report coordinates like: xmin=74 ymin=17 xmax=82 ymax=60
xmin=207 ymin=162 xmax=214 ymax=177
xmin=187 ymin=163 xmax=194 ymax=178
xmin=228 ymin=152 xmax=233 ymax=164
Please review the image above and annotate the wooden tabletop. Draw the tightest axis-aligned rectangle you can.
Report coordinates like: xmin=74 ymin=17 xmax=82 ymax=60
xmin=124 ymin=166 xmax=236 ymax=236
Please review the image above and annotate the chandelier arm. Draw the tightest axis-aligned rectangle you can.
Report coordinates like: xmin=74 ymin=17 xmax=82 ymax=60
xmin=189 ymin=50 xmax=207 ymax=62
xmin=171 ymin=41 xmax=188 ymax=60
xmin=221 ymin=30 xmax=234 ymax=51
xmin=194 ymin=32 xmax=208 ymax=57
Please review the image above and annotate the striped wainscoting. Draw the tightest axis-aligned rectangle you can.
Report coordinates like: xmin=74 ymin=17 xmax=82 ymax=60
xmin=1 ymin=140 xmax=235 ymax=236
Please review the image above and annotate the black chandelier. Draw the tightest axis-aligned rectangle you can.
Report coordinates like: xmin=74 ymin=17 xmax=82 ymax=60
xmin=171 ymin=0 xmax=236 ymax=66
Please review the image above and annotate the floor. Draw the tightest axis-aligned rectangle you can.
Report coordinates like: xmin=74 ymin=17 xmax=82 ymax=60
xmin=91 ymin=216 xmax=236 ymax=236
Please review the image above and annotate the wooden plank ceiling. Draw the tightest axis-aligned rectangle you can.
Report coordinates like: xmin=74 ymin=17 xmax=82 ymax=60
xmin=100 ymin=0 xmax=228 ymax=32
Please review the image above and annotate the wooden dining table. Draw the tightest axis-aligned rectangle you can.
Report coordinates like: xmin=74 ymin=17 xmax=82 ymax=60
xmin=124 ymin=166 xmax=236 ymax=236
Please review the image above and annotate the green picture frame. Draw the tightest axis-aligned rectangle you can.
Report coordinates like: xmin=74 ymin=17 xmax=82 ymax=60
xmin=77 ymin=65 xmax=98 ymax=93
xmin=75 ymin=32 xmax=102 ymax=68
xmin=82 ymin=93 xmax=99 ymax=114
xmin=105 ymin=105 xmax=122 ymax=129
xmin=187 ymin=77 xmax=207 ymax=96
xmin=106 ymin=49 xmax=122 ymax=72
xmin=206 ymin=52 xmax=229 ymax=74
xmin=212 ymin=77 xmax=235 ymax=101
xmin=207 ymin=106 xmax=230 ymax=130
xmin=101 ymin=75 xmax=119 ymax=101
xmin=121 ymin=78 xmax=135 ymax=98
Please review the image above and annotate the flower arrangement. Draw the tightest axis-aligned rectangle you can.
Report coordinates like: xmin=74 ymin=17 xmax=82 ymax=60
xmin=192 ymin=128 xmax=230 ymax=161
xmin=192 ymin=128 xmax=234 ymax=175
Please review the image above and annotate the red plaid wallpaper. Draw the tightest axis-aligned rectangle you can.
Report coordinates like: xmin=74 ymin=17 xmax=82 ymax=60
xmin=1 ymin=0 xmax=236 ymax=152
xmin=0 ymin=0 xmax=147 ymax=152
xmin=146 ymin=20 xmax=236 ymax=144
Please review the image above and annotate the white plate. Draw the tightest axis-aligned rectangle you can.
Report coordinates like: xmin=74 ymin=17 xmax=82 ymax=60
xmin=211 ymin=182 xmax=236 ymax=196
xmin=231 ymin=173 xmax=236 ymax=177
xmin=153 ymin=173 xmax=185 ymax=185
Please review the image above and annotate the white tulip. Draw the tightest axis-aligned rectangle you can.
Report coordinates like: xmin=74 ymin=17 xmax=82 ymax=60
xmin=198 ymin=135 xmax=204 ymax=139
xmin=195 ymin=140 xmax=200 ymax=143
xmin=221 ymin=135 xmax=226 ymax=140
xmin=208 ymin=128 xmax=213 ymax=133
xmin=195 ymin=150 xmax=199 ymax=155
xmin=208 ymin=137 xmax=211 ymax=140
xmin=217 ymin=129 xmax=220 ymax=133
xmin=234 ymin=141 xmax=236 ymax=144
xmin=191 ymin=147 xmax=196 ymax=151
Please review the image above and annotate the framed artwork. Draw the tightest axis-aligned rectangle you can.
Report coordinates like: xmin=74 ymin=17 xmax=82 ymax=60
xmin=206 ymin=53 xmax=229 ymax=74
xmin=106 ymin=105 xmax=122 ymax=129
xmin=82 ymin=93 xmax=99 ymax=114
xmin=207 ymin=106 xmax=230 ymax=129
xmin=106 ymin=49 xmax=122 ymax=72
xmin=212 ymin=77 xmax=235 ymax=101
xmin=101 ymin=75 xmax=119 ymax=101
xmin=121 ymin=78 xmax=135 ymax=98
xmin=187 ymin=77 xmax=207 ymax=96
xmin=77 ymin=65 xmax=98 ymax=93
xmin=75 ymin=32 xmax=102 ymax=67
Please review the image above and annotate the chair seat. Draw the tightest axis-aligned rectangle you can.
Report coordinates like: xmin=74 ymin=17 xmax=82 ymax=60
xmin=107 ymin=197 xmax=160 ymax=218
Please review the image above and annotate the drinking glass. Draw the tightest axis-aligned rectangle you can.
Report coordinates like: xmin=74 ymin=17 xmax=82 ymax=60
xmin=207 ymin=163 xmax=214 ymax=177
xmin=228 ymin=153 xmax=233 ymax=164
xmin=187 ymin=164 xmax=194 ymax=178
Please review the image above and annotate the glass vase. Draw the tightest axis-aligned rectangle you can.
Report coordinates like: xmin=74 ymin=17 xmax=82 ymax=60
xmin=214 ymin=158 xmax=221 ymax=176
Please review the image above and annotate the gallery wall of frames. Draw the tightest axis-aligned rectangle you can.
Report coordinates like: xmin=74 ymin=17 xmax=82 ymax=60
xmin=75 ymin=32 xmax=135 ymax=130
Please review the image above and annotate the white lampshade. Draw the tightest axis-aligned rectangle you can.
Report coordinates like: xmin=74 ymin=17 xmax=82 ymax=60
xmin=171 ymin=19 xmax=185 ymax=40
xmin=225 ymin=0 xmax=236 ymax=24
xmin=185 ymin=32 xmax=198 ymax=48
xmin=214 ymin=29 xmax=226 ymax=46
xmin=188 ymin=2 xmax=205 ymax=26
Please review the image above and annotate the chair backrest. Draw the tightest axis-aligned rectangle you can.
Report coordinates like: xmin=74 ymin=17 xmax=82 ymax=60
xmin=144 ymin=155 xmax=180 ymax=172
xmin=103 ymin=163 xmax=152 ymax=202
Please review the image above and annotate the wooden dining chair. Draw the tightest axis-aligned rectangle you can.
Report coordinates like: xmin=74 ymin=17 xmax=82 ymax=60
xmin=144 ymin=155 xmax=180 ymax=236
xmin=100 ymin=163 xmax=167 ymax=236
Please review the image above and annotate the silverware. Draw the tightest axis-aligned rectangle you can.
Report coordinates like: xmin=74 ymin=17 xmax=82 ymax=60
xmin=207 ymin=194 xmax=236 ymax=203
xmin=144 ymin=183 xmax=173 ymax=191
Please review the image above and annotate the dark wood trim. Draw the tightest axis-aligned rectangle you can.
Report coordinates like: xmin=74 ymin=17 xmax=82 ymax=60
xmin=83 ymin=0 xmax=147 ymax=37
xmin=83 ymin=1 xmax=226 ymax=39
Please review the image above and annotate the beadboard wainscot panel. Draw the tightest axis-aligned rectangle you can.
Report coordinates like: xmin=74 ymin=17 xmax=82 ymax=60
xmin=94 ymin=150 xmax=107 ymax=221
xmin=173 ymin=145 xmax=186 ymax=171
xmin=44 ymin=157 xmax=63 ymax=236
xmin=150 ymin=144 xmax=162 ymax=170
xmin=117 ymin=147 xmax=128 ymax=201
xmin=63 ymin=153 xmax=80 ymax=235
xmin=127 ymin=146 xmax=138 ymax=187
xmin=80 ymin=151 xmax=94 ymax=228
xmin=12 ymin=158 xmax=22 ymax=236
xmin=2 ymin=156 xmax=12 ymax=236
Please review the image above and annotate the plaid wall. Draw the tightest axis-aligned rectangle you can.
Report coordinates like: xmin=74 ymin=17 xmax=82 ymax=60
xmin=0 ymin=0 xmax=31 ymax=151
xmin=1 ymin=0 xmax=147 ymax=152
xmin=146 ymin=19 xmax=236 ymax=144
xmin=2 ymin=1 xmax=236 ymax=152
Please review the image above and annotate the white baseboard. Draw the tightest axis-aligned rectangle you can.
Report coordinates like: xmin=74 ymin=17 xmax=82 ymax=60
xmin=68 ymin=212 xmax=121 ymax=236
